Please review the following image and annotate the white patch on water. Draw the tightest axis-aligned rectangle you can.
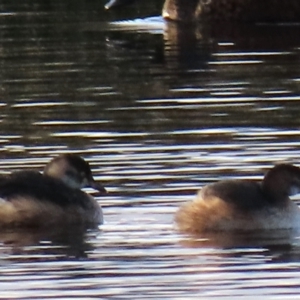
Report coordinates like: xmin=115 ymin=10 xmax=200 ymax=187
xmin=109 ymin=16 xmax=165 ymax=33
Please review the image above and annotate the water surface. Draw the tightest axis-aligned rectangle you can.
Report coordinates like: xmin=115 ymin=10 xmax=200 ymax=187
xmin=0 ymin=1 xmax=300 ymax=299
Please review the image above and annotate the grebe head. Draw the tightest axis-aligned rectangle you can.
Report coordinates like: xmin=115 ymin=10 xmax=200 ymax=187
xmin=43 ymin=154 xmax=106 ymax=193
xmin=262 ymin=164 xmax=300 ymax=201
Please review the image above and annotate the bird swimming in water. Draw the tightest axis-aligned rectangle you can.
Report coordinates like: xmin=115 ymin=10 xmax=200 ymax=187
xmin=175 ymin=164 xmax=300 ymax=233
xmin=105 ymin=0 xmax=300 ymax=23
xmin=0 ymin=154 xmax=106 ymax=228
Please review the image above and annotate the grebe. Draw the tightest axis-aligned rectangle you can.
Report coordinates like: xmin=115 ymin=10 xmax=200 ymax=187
xmin=0 ymin=154 xmax=106 ymax=228
xmin=175 ymin=164 xmax=300 ymax=233
xmin=105 ymin=0 xmax=300 ymax=23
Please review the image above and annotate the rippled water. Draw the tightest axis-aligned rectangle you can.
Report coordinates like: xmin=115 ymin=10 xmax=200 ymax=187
xmin=1 ymin=0 xmax=300 ymax=299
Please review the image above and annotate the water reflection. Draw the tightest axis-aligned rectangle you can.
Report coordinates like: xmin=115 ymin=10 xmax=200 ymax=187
xmin=0 ymin=225 xmax=98 ymax=260
xmin=108 ymin=20 xmax=300 ymax=93
xmin=179 ymin=229 xmax=298 ymax=249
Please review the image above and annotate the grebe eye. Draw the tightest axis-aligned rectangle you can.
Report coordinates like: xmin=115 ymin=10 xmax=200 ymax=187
xmin=66 ymin=169 xmax=81 ymax=181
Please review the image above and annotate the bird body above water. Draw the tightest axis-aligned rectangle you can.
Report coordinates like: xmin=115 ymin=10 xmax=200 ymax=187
xmin=0 ymin=154 xmax=106 ymax=228
xmin=175 ymin=164 xmax=300 ymax=233
xmin=105 ymin=0 xmax=300 ymax=23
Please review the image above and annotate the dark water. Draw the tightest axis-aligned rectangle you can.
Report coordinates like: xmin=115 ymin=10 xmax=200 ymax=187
xmin=0 ymin=0 xmax=300 ymax=299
